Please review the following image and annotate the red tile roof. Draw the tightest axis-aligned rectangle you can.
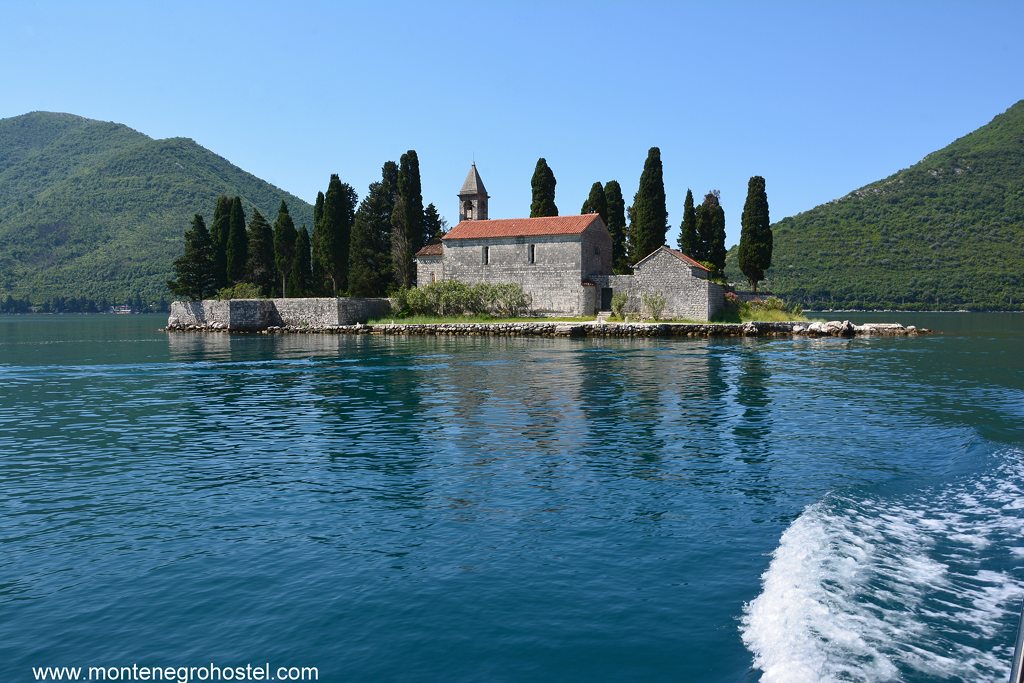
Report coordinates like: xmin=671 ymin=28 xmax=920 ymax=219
xmin=415 ymin=241 xmax=443 ymax=257
xmin=443 ymin=214 xmax=602 ymax=240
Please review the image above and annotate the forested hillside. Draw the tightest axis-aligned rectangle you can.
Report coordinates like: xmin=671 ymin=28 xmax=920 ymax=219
xmin=0 ymin=112 xmax=313 ymax=307
xmin=760 ymin=100 xmax=1024 ymax=310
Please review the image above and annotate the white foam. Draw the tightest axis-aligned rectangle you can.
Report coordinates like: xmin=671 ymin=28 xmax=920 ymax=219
xmin=742 ymin=450 xmax=1024 ymax=682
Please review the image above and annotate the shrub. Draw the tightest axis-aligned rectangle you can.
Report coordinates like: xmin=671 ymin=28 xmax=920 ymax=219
xmin=641 ymin=292 xmax=667 ymax=320
xmin=215 ymin=282 xmax=264 ymax=300
xmin=610 ymin=292 xmax=628 ymax=320
xmin=389 ymin=280 xmax=532 ymax=318
xmin=488 ymin=282 xmax=531 ymax=317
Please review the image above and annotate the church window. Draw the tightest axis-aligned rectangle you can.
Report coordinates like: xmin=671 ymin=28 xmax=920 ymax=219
xmin=482 ymin=246 xmax=490 ymax=265
xmin=528 ymin=244 xmax=536 ymax=264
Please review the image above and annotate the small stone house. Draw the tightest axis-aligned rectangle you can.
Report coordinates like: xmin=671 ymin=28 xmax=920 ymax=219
xmin=414 ymin=163 xmax=724 ymax=320
xmin=613 ymin=246 xmax=724 ymax=321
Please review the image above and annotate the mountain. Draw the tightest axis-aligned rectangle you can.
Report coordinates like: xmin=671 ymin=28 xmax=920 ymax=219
xmin=753 ymin=101 xmax=1024 ymax=310
xmin=0 ymin=112 xmax=314 ymax=306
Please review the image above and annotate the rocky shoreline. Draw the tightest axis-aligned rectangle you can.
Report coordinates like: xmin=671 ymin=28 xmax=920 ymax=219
xmin=164 ymin=319 xmax=930 ymax=338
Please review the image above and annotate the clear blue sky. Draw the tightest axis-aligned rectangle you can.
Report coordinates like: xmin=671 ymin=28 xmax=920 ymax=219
xmin=3 ymin=1 xmax=1022 ymax=247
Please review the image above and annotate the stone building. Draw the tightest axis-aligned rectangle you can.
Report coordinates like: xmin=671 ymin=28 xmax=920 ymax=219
xmin=414 ymin=164 xmax=725 ymax=320
xmin=604 ymin=246 xmax=724 ymax=321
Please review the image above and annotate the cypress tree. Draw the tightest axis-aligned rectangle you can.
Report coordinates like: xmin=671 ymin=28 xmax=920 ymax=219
xmin=530 ymin=158 xmax=558 ymax=217
xmin=350 ymin=162 xmax=400 ymax=297
xmin=423 ymin=203 xmax=447 ymax=242
xmin=604 ymin=180 xmax=628 ymax=274
xmin=311 ymin=191 xmax=326 ymax=295
xmin=226 ymin=196 xmax=248 ymax=284
xmin=313 ymin=191 xmax=325 ymax=229
xmin=580 ymin=181 xmax=608 ymax=225
xmin=246 ymin=209 xmax=276 ymax=295
xmin=738 ymin=176 xmax=773 ymax=292
xmin=693 ymin=204 xmax=708 ymax=262
xmin=677 ymin=189 xmax=698 ymax=257
xmin=697 ymin=190 xmax=727 ymax=276
xmin=390 ymin=196 xmax=412 ymax=288
xmin=273 ymin=201 xmax=298 ymax=297
xmin=167 ymin=214 xmax=217 ymax=301
xmin=627 ymin=147 xmax=668 ymax=263
xmin=288 ymin=226 xmax=312 ymax=298
xmin=208 ymin=195 xmax=232 ymax=289
xmin=392 ymin=151 xmax=424 ymax=287
xmin=313 ymin=174 xmax=357 ymax=295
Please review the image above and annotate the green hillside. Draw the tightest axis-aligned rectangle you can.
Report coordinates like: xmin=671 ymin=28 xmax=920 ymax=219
xmin=0 ymin=112 xmax=314 ymax=306
xmin=752 ymin=100 xmax=1024 ymax=310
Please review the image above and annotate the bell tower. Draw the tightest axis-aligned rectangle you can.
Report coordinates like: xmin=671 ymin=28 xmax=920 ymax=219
xmin=458 ymin=162 xmax=488 ymax=222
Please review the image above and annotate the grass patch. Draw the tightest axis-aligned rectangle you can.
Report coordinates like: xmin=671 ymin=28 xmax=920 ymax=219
xmin=741 ymin=309 xmax=809 ymax=322
xmin=714 ymin=294 xmax=809 ymax=323
xmin=368 ymin=315 xmax=594 ymax=325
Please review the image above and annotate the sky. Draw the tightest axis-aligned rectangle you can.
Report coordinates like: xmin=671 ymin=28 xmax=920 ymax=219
xmin=2 ymin=1 xmax=1022 ymax=247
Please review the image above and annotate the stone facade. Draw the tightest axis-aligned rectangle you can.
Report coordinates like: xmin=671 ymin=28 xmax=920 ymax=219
xmin=614 ymin=247 xmax=726 ymax=321
xmin=168 ymin=298 xmax=392 ymax=331
xmin=440 ymin=221 xmax=611 ymax=315
xmin=414 ymin=242 xmax=444 ymax=286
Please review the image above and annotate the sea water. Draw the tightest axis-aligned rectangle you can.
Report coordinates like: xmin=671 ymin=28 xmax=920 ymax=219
xmin=0 ymin=313 xmax=1021 ymax=681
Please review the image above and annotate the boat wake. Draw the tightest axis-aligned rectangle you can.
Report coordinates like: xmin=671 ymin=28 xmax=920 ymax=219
xmin=741 ymin=449 xmax=1024 ymax=682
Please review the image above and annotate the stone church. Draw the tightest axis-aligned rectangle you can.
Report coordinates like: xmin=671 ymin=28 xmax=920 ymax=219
xmin=415 ymin=164 xmax=725 ymax=320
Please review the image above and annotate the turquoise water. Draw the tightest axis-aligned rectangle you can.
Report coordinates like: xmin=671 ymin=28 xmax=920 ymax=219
xmin=1 ymin=313 xmax=1022 ymax=681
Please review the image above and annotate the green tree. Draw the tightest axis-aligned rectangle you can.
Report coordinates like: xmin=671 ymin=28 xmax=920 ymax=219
xmin=738 ymin=176 xmax=772 ymax=291
xmin=226 ymin=196 xmax=248 ymax=284
xmin=288 ymin=226 xmax=313 ymax=297
xmin=628 ymin=147 xmax=668 ymax=263
xmin=604 ymin=180 xmax=629 ymax=273
xmin=208 ymin=195 xmax=232 ymax=289
xmin=167 ymin=214 xmax=217 ymax=301
xmin=246 ymin=209 xmax=276 ymax=295
xmin=530 ymin=158 xmax=558 ymax=217
xmin=313 ymin=174 xmax=357 ymax=295
xmin=273 ymin=201 xmax=298 ymax=297
xmin=313 ymin=191 xmax=325 ymax=228
xmin=677 ymin=188 xmax=698 ymax=257
xmin=581 ymin=181 xmax=608 ymax=225
xmin=423 ymin=203 xmax=448 ymax=242
xmin=692 ymin=204 xmax=707 ymax=261
xmin=311 ymin=191 xmax=326 ymax=294
xmin=697 ymin=190 xmax=727 ymax=276
xmin=350 ymin=161 xmax=399 ymax=297
xmin=391 ymin=151 xmax=424 ymax=287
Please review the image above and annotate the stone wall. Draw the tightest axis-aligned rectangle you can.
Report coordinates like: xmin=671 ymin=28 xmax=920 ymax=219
xmin=416 ymin=256 xmax=443 ymax=287
xmin=337 ymin=298 xmax=392 ymax=325
xmin=629 ymin=249 xmax=720 ymax=320
xmin=169 ymin=298 xmax=391 ymax=331
xmin=588 ymin=254 xmax=724 ymax=321
xmin=170 ymin=300 xmax=232 ymax=327
xmin=580 ymin=222 xmax=613 ymax=280
xmin=442 ymin=235 xmax=588 ymax=315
